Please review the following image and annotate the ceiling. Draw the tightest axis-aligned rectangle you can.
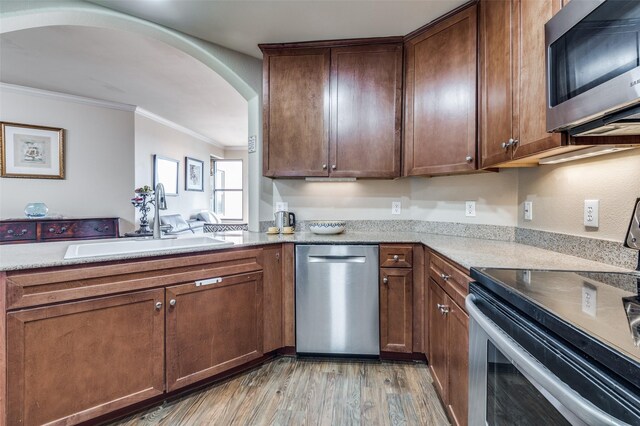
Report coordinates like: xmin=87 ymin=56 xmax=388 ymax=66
xmin=0 ymin=0 xmax=468 ymax=148
xmin=0 ymin=25 xmax=249 ymax=147
xmin=89 ymin=0 xmax=469 ymax=59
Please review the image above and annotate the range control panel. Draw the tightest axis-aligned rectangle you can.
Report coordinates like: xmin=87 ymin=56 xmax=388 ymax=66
xmin=625 ymin=198 xmax=640 ymax=250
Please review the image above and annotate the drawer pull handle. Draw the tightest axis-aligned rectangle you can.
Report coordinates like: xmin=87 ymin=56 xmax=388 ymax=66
xmin=94 ymin=226 xmax=110 ymax=233
xmin=195 ymin=277 xmax=223 ymax=287
xmin=49 ymin=227 xmax=67 ymax=234
xmin=437 ymin=303 xmax=450 ymax=315
xmin=6 ymin=228 xmax=29 ymax=237
xmin=440 ymin=273 xmax=450 ymax=281
xmin=393 ymin=255 xmax=399 ymax=261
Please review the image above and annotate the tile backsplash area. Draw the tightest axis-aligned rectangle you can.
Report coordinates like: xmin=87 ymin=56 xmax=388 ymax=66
xmin=258 ymin=219 xmax=638 ymax=270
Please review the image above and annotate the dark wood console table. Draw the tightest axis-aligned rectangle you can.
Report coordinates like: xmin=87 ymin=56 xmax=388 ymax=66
xmin=0 ymin=217 xmax=119 ymax=244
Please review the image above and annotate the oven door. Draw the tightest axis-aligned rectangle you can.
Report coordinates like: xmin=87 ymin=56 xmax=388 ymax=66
xmin=466 ymin=289 xmax=640 ymax=426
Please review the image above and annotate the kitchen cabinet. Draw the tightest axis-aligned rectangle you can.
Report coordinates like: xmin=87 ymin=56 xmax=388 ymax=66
xmin=6 ymin=289 xmax=165 ymax=426
xmin=427 ymin=252 xmax=470 ymax=426
xmin=262 ymin=245 xmax=283 ymax=353
xmin=0 ymin=217 xmax=119 ymax=244
xmin=379 ymin=244 xmax=414 ymax=353
xmin=479 ymin=0 xmax=565 ymax=168
xmin=165 ymin=272 xmax=263 ymax=392
xmin=261 ymin=39 xmax=403 ymax=178
xmin=404 ymin=4 xmax=478 ymax=176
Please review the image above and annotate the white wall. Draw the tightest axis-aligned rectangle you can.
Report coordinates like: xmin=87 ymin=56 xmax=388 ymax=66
xmin=410 ymin=170 xmax=519 ymax=225
xmin=0 ymin=87 xmax=136 ymax=231
xmin=518 ymin=149 xmax=640 ymax=241
xmin=271 ymin=170 xmax=518 ymax=226
xmin=134 ymin=114 xmax=224 ymax=223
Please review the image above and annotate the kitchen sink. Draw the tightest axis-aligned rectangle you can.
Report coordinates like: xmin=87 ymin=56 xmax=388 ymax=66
xmin=64 ymin=236 xmax=234 ymax=259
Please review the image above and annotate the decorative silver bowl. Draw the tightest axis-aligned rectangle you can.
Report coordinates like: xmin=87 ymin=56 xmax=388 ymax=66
xmin=308 ymin=220 xmax=346 ymax=235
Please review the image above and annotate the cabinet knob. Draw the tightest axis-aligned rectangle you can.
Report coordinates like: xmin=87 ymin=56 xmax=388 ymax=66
xmin=322 ymin=164 xmax=327 ymax=170
xmin=466 ymin=156 xmax=473 ymax=162
xmin=393 ymin=255 xmax=399 ymax=261
xmin=440 ymin=273 xmax=450 ymax=281
xmin=512 ymin=139 xmax=519 ymax=147
xmin=383 ymin=277 xmax=388 ymax=284
xmin=331 ymin=165 xmax=337 ymax=170
xmin=169 ymin=299 xmax=176 ymax=307
xmin=6 ymin=229 xmax=13 ymax=234
xmin=155 ymin=302 xmax=163 ymax=310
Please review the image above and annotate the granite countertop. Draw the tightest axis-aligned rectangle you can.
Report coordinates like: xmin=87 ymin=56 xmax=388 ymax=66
xmin=0 ymin=231 xmax=632 ymax=273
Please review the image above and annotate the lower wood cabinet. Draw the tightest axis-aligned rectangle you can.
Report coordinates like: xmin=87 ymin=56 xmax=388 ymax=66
xmin=165 ymin=272 xmax=264 ymax=392
xmin=427 ymin=254 xmax=470 ymax=426
xmin=6 ymin=289 xmax=165 ymax=426
xmin=380 ymin=267 xmax=413 ymax=352
xmin=262 ymin=245 xmax=283 ymax=352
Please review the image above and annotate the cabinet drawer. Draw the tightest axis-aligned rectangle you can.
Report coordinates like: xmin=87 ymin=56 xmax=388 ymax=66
xmin=430 ymin=253 xmax=470 ymax=308
xmin=0 ymin=222 xmax=37 ymax=243
xmin=380 ymin=245 xmax=413 ymax=268
xmin=41 ymin=219 xmax=117 ymax=240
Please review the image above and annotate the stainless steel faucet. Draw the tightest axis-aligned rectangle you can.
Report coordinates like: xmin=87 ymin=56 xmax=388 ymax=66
xmin=153 ymin=183 xmax=168 ymax=239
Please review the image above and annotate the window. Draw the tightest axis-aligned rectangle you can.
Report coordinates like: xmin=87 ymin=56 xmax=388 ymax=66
xmin=212 ymin=159 xmax=243 ymax=220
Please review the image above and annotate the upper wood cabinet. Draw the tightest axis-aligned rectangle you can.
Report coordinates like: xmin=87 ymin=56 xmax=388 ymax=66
xmin=404 ymin=4 xmax=478 ymax=176
xmin=480 ymin=0 xmax=565 ymax=168
xmin=262 ymin=48 xmax=330 ymax=177
xmin=261 ymin=39 xmax=403 ymax=178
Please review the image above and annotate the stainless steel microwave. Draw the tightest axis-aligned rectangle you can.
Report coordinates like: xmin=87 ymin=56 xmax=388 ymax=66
xmin=546 ymin=0 xmax=640 ymax=137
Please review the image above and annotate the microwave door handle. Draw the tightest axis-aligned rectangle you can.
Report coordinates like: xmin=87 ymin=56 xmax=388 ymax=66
xmin=465 ymin=294 xmax=629 ymax=426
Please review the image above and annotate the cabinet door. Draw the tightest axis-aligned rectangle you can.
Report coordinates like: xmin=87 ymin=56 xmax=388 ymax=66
xmin=479 ymin=0 xmax=515 ymax=168
xmin=7 ymin=289 xmax=165 ymax=426
xmin=404 ymin=5 xmax=477 ymax=176
xmin=330 ymin=44 xmax=402 ymax=178
xmin=263 ymin=245 xmax=283 ymax=353
xmin=380 ymin=268 xmax=413 ymax=353
xmin=166 ymin=272 xmax=263 ymax=391
xmin=428 ymin=279 xmax=448 ymax=401
xmin=447 ymin=298 xmax=469 ymax=426
xmin=512 ymin=0 xmax=564 ymax=160
xmin=263 ymin=48 xmax=330 ymax=177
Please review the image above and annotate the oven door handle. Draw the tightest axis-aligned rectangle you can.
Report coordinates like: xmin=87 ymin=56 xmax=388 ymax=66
xmin=466 ymin=294 xmax=629 ymax=426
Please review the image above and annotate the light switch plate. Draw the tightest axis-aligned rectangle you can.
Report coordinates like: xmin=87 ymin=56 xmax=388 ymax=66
xmin=582 ymin=283 xmax=597 ymax=317
xmin=275 ymin=202 xmax=288 ymax=212
xmin=524 ymin=201 xmax=533 ymax=221
xmin=584 ymin=199 xmax=599 ymax=228
xmin=465 ymin=201 xmax=476 ymax=217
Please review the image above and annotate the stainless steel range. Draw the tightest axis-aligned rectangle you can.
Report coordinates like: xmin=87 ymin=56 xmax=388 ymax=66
xmin=467 ymin=269 xmax=640 ymax=425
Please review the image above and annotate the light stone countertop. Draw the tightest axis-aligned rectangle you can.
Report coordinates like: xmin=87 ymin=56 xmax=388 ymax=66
xmin=0 ymin=231 xmax=632 ymax=273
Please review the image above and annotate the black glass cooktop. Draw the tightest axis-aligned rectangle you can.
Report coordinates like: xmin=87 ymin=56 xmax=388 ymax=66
xmin=471 ymin=268 xmax=640 ymax=383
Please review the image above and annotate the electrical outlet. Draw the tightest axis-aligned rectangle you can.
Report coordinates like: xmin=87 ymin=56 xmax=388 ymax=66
xmin=584 ymin=200 xmax=599 ymax=228
xmin=582 ymin=283 xmax=597 ymax=317
xmin=275 ymin=202 xmax=288 ymax=212
xmin=465 ymin=201 xmax=476 ymax=217
xmin=524 ymin=201 xmax=533 ymax=221
xmin=392 ymin=201 xmax=401 ymax=215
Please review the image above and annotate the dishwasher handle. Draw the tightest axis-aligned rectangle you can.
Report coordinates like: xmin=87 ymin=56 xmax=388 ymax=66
xmin=307 ymin=255 xmax=367 ymax=263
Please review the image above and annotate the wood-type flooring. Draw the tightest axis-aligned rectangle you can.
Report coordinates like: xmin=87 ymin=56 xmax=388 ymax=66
xmin=109 ymin=357 xmax=449 ymax=426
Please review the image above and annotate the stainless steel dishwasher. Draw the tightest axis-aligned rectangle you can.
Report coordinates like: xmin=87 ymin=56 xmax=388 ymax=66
xmin=295 ymin=244 xmax=379 ymax=356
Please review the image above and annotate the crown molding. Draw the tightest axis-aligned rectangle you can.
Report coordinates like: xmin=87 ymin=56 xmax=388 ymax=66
xmin=134 ymin=107 xmax=225 ymax=149
xmin=0 ymin=83 xmax=230 ymax=149
xmin=224 ymin=146 xmax=249 ymax=151
xmin=0 ymin=82 xmax=136 ymax=112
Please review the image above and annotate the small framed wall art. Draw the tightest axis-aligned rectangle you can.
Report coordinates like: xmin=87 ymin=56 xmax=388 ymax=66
xmin=153 ymin=155 xmax=179 ymax=196
xmin=185 ymin=156 xmax=204 ymax=192
xmin=0 ymin=122 xmax=65 ymax=179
